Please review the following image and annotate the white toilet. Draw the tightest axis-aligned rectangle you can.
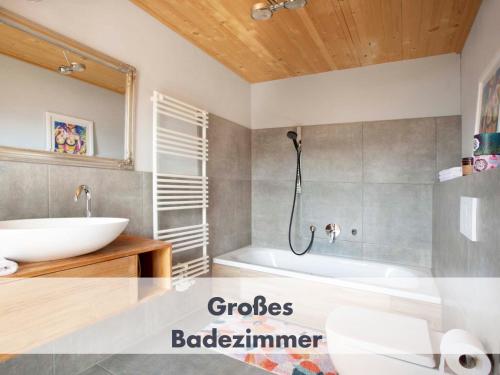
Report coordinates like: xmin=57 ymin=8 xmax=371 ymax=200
xmin=326 ymin=306 xmax=448 ymax=375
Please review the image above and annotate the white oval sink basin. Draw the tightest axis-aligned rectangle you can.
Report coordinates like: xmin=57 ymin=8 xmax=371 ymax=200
xmin=0 ymin=217 xmax=129 ymax=262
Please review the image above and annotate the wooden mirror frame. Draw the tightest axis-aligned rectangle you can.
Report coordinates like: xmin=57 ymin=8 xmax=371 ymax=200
xmin=0 ymin=8 xmax=136 ymax=170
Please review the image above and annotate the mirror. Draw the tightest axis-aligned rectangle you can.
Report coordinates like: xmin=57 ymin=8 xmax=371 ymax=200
xmin=0 ymin=9 xmax=135 ymax=169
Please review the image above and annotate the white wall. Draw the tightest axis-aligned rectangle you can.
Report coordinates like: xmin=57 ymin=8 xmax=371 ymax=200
xmin=460 ymin=0 xmax=500 ymax=157
xmin=0 ymin=54 xmax=125 ymax=158
xmin=251 ymin=54 xmax=461 ymax=128
xmin=0 ymin=0 xmax=251 ymax=171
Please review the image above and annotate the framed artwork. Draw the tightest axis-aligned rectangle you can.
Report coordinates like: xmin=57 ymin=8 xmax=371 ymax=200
xmin=475 ymin=52 xmax=500 ymax=134
xmin=46 ymin=112 xmax=94 ymax=156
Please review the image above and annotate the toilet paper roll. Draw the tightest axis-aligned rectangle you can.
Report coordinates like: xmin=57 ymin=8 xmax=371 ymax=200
xmin=474 ymin=155 xmax=500 ymax=172
xmin=440 ymin=329 xmax=491 ymax=375
xmin=473 ymin=133 xmax=500 ymax=155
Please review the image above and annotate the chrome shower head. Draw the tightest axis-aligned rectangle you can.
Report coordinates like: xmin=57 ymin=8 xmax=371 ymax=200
xmin=284 ymin=0 xmax=307 ymax=9
xmin=287 ymin=131 xmax=300 ymax=152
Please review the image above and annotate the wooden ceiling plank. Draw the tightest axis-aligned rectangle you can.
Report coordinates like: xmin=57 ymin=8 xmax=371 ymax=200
xmin=380 ymin=0 xmax=403 ymax=62
xmin=271 ymin=10 xmax=333 ymax=75
xmin=402 ymin=0 xmax=422 ymax=59
xmin=451 ymin=0 xmax=482 ymax=53
xmin=426 ymin=0 xmax=451 ymax=56
xmin=335 ymin=0 xmax=365 ymax=65
xmin=305 ymin=1 xmax=360 ymax=70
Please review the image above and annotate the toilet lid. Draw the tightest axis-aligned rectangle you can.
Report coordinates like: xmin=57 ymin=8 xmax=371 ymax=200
xmin=326 ymin=307 xmax=436 ymax=369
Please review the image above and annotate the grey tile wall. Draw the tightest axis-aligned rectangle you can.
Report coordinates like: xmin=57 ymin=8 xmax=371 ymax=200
xmin=363 ymin=117 xmax=437 ymax=184
xmin=0 ymin=160 xmax=151 ymax=238
xmin=252 ymin=116 xmax=461 ymax=268
xmin=301 ymin=123 xmax=363 ymax=182
xmin=436 ymin=116 xmax=462 ymax=171
xmin=208 ymin=114 xmax=252 ymax=257
xmin=433 ymin=168 xmax=500 ymax=372
xmin=433 ymin=167 xmax=500 ymax=277
xmin=0 ymin=162 xmax=49 ymax=220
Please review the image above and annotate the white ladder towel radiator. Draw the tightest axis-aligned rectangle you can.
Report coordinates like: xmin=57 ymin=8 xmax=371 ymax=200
xmin=152 ymin=91 xmax=210 ymax=285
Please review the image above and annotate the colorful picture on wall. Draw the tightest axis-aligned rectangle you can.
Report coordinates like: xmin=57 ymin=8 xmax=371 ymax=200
xmin=478 ymin=65 xmax=500 ymax=133
xmin=46 ymin=112 xmax=94 ymax=156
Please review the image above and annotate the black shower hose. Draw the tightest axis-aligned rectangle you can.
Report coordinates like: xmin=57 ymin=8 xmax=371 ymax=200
xmin=288 ymin=150 xmax=315 ymax=256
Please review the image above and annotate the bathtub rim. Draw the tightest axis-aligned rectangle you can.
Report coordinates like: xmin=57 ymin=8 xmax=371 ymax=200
xmin=213 ymin=246 xmax=441 ymax=305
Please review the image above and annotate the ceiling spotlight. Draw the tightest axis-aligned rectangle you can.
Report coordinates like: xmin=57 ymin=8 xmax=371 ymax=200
xmin=251 ymin=3 xmax=273 ymax=21
xmin=251 ymin=0 xmax=307 ymax=21
xmin=58 ymin=51 xmax=86 ymax=75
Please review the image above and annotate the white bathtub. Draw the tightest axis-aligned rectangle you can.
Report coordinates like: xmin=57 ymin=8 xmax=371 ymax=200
xmin=213 ymin=246 xmax=441 ymax=304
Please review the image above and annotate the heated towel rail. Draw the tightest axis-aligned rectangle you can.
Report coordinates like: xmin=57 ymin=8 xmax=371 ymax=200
xmin=152 ymin=91 xmax=210 ymax=285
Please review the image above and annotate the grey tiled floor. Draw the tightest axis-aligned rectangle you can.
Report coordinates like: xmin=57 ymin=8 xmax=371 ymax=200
xmin=80 ymin=354 xmax=270 ymax=375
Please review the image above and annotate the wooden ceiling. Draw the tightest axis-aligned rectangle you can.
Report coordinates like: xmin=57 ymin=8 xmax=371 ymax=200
xmin=0 ymin=10 xmax=127 ymax=94
xmin=131 ymin=0 xmax=482 ymax=83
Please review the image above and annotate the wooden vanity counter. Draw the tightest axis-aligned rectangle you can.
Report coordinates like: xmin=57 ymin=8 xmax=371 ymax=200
xmin=0 ymin=235 xmax=172 ymax=361
xmin=4 ymin=235 xmax=172 ymax=279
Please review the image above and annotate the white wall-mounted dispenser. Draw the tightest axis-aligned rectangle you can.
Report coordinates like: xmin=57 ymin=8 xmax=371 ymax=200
xmin=460 ymin=196 xmax=478 ymax=242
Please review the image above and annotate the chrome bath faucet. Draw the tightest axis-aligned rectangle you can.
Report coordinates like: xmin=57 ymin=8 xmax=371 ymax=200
xmin=74 ymin=185 xmax=92 ymax=217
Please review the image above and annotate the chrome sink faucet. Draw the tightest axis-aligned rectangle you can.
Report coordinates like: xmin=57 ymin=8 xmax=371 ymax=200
xmin=74 ymin=185 xmax=92 ymax=217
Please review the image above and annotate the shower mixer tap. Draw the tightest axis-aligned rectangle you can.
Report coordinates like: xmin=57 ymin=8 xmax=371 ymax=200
xmin=325 ymin=224 xmax=341 ymax=243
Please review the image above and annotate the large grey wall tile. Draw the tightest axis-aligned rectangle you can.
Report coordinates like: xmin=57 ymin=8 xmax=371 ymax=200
xmin=210 ymin=230 xmax=252 ymax=257
xmin=436 ymin=116 xmax=462 ymax=172
xmin=0 ymin=161 xmax=49 ymax=220
xmin=208 ymin=178 xmax=251 ymax=257
xmin=48 ymin=165 xmax=144 ymax=236
xmin=206 ymin=115 xmax=251 ymax=257
xmin=141 ymin=172 xmax=153 ymax=238
xmin=363 ymin=183 xmax=432 ymax=253
xmin=466 ymin=168 xmax=500 ymax=277
xmin=301 ymin=181 xmax=362 ymax=242
xmin=301 ymin=123 xmax=363 ymax=182
xmin=252 ymin=228 xmax=292 ymax=250
xmin=252 ymin=179 xmax=295 ymax=247
xmin=208 ymin=114 xmax=251 ymax=180
xmin=252 ymin=127 xmax=298 ymax=181
xmin=363 ymin=243 xmax=431 ymax=268
xmin=363 ymin=118 xmax=436 ymax=184
xmin=432 ymin=177 xmax=469 ymax=276
xmin=310 ymin=238 xmax=363 ymax=259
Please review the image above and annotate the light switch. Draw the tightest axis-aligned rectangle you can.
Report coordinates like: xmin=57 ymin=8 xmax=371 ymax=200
xmin=460 ymin=196 xmax=478 ymax=242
